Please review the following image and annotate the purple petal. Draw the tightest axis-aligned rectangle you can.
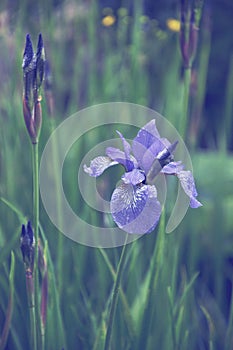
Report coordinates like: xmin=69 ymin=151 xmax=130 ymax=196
xmin=117 ymin=130 xmax=135 ymax=171
xmin=106 ymin=147 xmax=135 ymax=171
xmin=177 ymin=170 xmax=202 ymax=208
xmin=122 ymin=169 xmax=145 ymax=185
xmin=137 ymin=119 xmax=161 ymax=142
xmin=156 ymin=141 xmax=178 ymax=162
xmin=116 ymin=131 xmax=131 ymax=159
xmin=161 ymin=161 xmax=184 ymax=175
xmin=106 ymin=147 xmax=126 ymax=162
xmin=160 ymin=137 xmax=171 ymax=148
xmin=110 ymin=183 xmax=161 ymax=234
xmin=142 ymin=140 xmax=178 ymax=176
xmin=83 ymin=156 xmax=117 ymax=177
xmin=132 ymin=120 xmax=162 ymax=165
xmin=132 ymin=121 xmax=177 ymax=174
xmin=133 ymin=137 xmax=166 ymax=173
xmin=141 ymin=139 xmax=176 ymax=175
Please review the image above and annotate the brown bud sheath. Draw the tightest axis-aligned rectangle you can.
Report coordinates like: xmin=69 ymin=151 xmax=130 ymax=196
xmin=40 ymin=269 xmax=48 ymax=330
xmin=33 ymin=99 xmax=42 ymax=144
xmin=25 ymin=269 xmax=35 ymax=308
xmin=179 ymin=3 xmax=190 ymax=68
xmin=179 ymin=1 xmax=200 ymax=68
xmin=23 ymin=97 xmax=37 ymax=143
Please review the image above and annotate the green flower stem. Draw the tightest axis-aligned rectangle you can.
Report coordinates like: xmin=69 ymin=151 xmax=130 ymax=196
xmin=49 ymin=118 xmax=64 ymax=290
xmin=39 ymin=224 xmax=67 ymax=349
xmin=180 ymin=67 xmax=192 ymax=140
xmin=104 ymin=235 xmax=129 ymax=350
xmin=32 ymin=142 xmax=40 ymax=350
xmin=26 ymin=271 xmax=37 ymax=350
xmin=190 ymin=14 xmax=211 ymax=148
xmin=99 ymin=248 xmax=136 ymax=341
xmin=0 ymin=198 xmax=38 ymax=349
xmin=136 ymin=211 xmax=165 ymax=350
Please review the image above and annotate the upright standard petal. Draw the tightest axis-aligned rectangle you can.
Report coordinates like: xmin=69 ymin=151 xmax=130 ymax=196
xmin=145 ymin=141 xmax=179 ymax=181
xmin=110 ymin=183 xmax=161 ymax=234
xmin=141 ymin=139 xmax=171 ymax=174
xmin=132 ymin=121 xmax=176 ymax=175
xmin=132 ymin=119 xmax=161 ymax=166
xmin=83 ymin=156 xmax=117 ymax=177
xmin=116 ymin=131 xmax=131 ymax=160
xmin=177 ymin=170 xmax=202 ymax=208
xmin=156 ymin=141 xmax=178 ymax=165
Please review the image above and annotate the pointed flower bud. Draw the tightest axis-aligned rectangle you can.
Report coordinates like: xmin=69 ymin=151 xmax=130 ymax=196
xmin=20 ymin=221 xmax=35 ymax=273
xmin=179 ymin=0 xmax=201 ymax=68
xmin=36 ymin=33 xmax=45 ymax=91
xmin=22 ymin=33 xmax=45 ymax=143
xmin=22 ymin=34 xmax=36 ymax=113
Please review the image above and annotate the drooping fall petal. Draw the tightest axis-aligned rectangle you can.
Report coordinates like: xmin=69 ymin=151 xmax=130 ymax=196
xmin=83 ymin=156 xmax=117 ymax=177
xmin=110 ymin=183 xmax=161 ymax=234
xmin=177 ymin=170 xmax=202 ymax=208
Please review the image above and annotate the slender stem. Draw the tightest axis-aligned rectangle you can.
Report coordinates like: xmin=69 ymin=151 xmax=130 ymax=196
xmin=40 ymin=224 xmax=67 ymax=349
xmin=49 ymin=118 xmax=64 ymax=290
xmin=30 ymin=308 xmax=37 ymax=350
xmin=26 ymin=272 xmax=37 ymax=350
xmin=104 ymin=235 xmax=129 ymax=350
xmin=180 ymin=67 xmax=192 ymax=140
xmin=32 ymin=142 xmax=40 ymax=349
xmin=190 ymin=12 xmax=211 ymax=149
xmin=136 ymin=211 xmax=165 ymax=350
xmin=99 ymin=248 xmax=136 ymax=340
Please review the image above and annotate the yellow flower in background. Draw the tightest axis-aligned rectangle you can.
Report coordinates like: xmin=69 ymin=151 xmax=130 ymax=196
xmin=166 ymin=18 xmax=180 ymax=32
xmin=102 ymin=15 xmax=116 ymax=27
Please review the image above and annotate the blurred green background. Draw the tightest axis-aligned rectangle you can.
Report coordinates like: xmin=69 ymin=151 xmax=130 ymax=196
xmin=0 ymin=0 xmax=233 ymax=349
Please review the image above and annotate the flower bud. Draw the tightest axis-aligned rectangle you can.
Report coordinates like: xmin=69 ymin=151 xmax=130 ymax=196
xmin=179 ymin=1 xmax=201 ymax=68
xmin=33 ymin=99 xmax=42 ymax=143
xmin=22 ymin=34 xmax=45 ymax=143
xmin=36 ymin=33 xmax=45 ymax=91
xmin=20 ymin=221 xmax=35 ymax=273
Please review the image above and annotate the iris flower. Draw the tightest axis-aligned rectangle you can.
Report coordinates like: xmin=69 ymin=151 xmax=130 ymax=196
xmin=84 ymin=120 xmax=202 ymax=234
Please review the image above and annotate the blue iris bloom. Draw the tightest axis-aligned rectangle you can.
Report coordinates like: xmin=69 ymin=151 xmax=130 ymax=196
xmin=84 ymin=120 xmax=202 ymax=234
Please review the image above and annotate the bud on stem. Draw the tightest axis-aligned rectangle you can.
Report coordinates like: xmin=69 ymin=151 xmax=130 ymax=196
xmin=179 ymin=0 xmax=202 ymax=69
xmin=20 ymin=222 xmax=35 ymax=308
xmin=22 ymin=34 xmax=45 ymax=143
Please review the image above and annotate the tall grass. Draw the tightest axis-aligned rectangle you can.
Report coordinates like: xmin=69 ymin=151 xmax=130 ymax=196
xmin=0 ymin=1 xmax=233 ymax=349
